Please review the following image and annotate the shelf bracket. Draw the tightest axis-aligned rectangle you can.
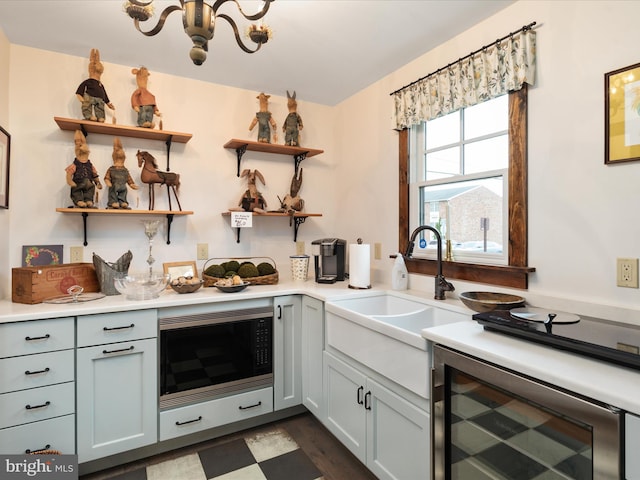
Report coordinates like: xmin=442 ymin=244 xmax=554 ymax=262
xmin=235 ymin=145 xmax=248 ymax=176
xmin=235 ymin=227 xmax=241 ymax=243
xmin=165 ymin=135 xmax=173 ymax=171
xmin=293 ymin=152 xmax=307 ymax=173
xmin=82 ymin=212 xmax=89 ymax=246
xmin=293 ymin=216 xmax=307 ymax=242
xmin=80 ymin=124 xmax=88 ymax=138
xmin=166 ymin=214 xmax=174 ymax=244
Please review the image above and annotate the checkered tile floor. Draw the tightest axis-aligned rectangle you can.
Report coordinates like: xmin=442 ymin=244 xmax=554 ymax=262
xmin=100 ymin=429 xmax=322 ymax=480
xmin=450 ymin=371 xmax=592 ymax=480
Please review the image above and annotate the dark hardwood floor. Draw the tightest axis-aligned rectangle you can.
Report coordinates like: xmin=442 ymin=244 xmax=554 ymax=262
xmin=80 ymin=412 xmax=377 ymax=480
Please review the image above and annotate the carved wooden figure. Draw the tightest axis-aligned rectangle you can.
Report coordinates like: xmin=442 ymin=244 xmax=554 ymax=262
xmin=75 ymin=49 xmax=115 ymax=123
xmin=282 ymin=90 xmax=303 ymax=146
xmin=104 ymin=137 xmax=138 ymax=209
xmin=65 ymin=130 xmax=102 ymax=208
xmin=239 ymin=169 xmax=267 ymax=213
xmin=249 ymin=93 xmax=278 ymax=143
xmin=136 ymin=150 xmax=182 ymax=211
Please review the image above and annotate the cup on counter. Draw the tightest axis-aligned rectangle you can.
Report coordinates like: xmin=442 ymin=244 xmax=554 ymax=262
xmin=290 ymin=255 xmax=310 ymax=281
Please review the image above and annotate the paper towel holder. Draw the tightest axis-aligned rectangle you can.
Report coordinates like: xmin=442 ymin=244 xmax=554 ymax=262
xmin=348 ymin=238 xmax=372 ymax=289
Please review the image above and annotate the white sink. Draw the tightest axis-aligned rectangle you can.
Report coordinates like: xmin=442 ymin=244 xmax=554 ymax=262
xmin=329 ymin=295 xmax=428 ymax=316
xmin=325 ymin=293 xmax=470 ymax=398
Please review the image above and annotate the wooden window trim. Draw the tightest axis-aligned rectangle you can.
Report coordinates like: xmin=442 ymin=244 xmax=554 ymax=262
xmin=398 ymin=86 xmax=535 ymax=289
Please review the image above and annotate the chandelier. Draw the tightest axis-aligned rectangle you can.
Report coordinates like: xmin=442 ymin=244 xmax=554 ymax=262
xmin=123 ymin=0 xmax=274 ymax=65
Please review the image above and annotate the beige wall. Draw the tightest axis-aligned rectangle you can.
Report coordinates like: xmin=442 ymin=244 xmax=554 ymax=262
xmin=4 ymin=1 xmax=640 ymax=319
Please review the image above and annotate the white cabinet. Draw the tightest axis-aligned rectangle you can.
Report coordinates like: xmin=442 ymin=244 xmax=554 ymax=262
xmin=76 ymin=310 xmax=158 ymax=463
xmin=627 ymin=412 xmax=640 ymax=479
xmin=324 ymin=352 xmax=429 ymax=480
xmin=160 ymin=387 xmax=273 ymax=441
xmin=0 ymin=317 xmax=75 ymax=454
xmin=273 ymin=295 xmax=302 ymax=410
xmin=301 ymin=296 xmax=324 ymax=418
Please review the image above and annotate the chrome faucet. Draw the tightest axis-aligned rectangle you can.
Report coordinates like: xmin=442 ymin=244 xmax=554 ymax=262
xmin=404 ymin=225 xmax=455 ymax=300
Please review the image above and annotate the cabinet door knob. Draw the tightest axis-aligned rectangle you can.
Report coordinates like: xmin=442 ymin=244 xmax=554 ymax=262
xmin=364 ymin=391 xmax=372 ymax=410
xmin=25 ymin=367 xmax=50 ymax=376
xmin=103 ymin=323 xmax=135 ymax=331
xmin=357 ymin=386 xmax=364 ymax=405
xmin=102 ymin=346 xmax=135 ymax=355
xmin=25 ymin=334 xmax=50 ymax=341
xmin=175 ymin=416 xmax=202 ymax=426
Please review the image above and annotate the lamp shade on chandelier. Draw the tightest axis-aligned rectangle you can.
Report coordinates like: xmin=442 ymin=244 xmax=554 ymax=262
xmin=124 ymin=0 xmax=274 ymax=65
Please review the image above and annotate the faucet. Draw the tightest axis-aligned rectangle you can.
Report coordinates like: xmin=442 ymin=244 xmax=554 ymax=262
xmin=404 ymin=225 xmax=455 ymax=300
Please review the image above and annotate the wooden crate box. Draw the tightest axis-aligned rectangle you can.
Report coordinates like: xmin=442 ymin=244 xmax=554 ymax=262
xmin=12 ymin=263 xmax=99 ymax=304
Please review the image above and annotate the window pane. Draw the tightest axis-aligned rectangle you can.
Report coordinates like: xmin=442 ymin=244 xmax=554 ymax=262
xmin=464 ymin=95 xmax=508 ymax=139
xmin=464 ymin=136 xmax=508 ymax=174
xmin=426 ymin=147 xmax=460 ymax=180
xmin=426 ymin=112 xmax=460 ymax=149
xmin=418 ymin=177 xmax=504 ymax=255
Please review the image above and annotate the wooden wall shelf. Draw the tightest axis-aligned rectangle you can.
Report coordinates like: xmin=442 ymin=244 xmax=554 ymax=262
xmin=224 ymin=139 xmax=324 ymax=176
xmin=54 ymin=117 xmax=192 ymax=144
xmin=221 ymin=212 xmax=322 ymax=242
xmin=57 ymin=208 xmax=193 ymax=246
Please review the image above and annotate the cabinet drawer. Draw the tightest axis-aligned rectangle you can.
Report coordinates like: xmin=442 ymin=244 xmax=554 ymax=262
xmin=77 ymin=310 xmax=157 ymax=347
xmin=0 ymin=317 xmax=74 ymax=358
xmin=0 ymin=414 xmax=75 ymax=455
xmin=0 ymin=382 xmax=75 ymax=429
xmin=160 ymin=387 xmax=273 ymax=441
xmin=0 ymin=350 xmax=74 ymax=394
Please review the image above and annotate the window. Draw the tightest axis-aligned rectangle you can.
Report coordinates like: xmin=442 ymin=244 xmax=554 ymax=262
xmin=410 ymin=95 xmax=508 ymax=265
xmin=398 ymin=87 xmax=534 ymax=289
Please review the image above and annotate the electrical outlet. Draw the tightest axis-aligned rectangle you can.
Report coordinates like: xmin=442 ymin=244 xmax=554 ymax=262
xmin=296 ymin=241 xmax=305 ymax=255
xmin=374 ymin=242 xmax=382 ymax=260
xmin=617 ymin=258 xmax=639 ymax=288
xmin=70 ymin=246 xmax=83 ymax=263
xmin=197 ymin=243 xmax=209 ymax=260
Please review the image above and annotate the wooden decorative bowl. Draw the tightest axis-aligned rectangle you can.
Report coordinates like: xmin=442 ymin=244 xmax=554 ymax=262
xmin=459 ymin=291 xmax=525 ymax=313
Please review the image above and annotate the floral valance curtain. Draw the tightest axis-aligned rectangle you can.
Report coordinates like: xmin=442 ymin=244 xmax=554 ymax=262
xmin=392 ymin=28 xmax=536 ymax=130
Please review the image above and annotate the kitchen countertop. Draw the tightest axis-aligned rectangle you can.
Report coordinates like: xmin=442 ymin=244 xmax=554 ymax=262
xmin=421 ymin=321 xmax=640 ymax=417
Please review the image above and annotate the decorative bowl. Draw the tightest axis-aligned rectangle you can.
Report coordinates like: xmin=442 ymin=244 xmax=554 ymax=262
xmin=459 ymin=291 xmax=525 ymax=313
xmin=169 ymin=279 xmax=204 ymax=294
xmin=213 ymin=281 xmax=250 ymax=293
xmin=114 ymin=273 xmax=171 ymax=300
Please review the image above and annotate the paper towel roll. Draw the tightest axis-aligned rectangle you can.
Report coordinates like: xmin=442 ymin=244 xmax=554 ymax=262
xmin=349 ymin=243 xmax=371 ymax=289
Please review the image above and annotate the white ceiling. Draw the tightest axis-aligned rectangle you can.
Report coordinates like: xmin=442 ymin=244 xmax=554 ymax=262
xmin=0 ymin=0 xmax=515 ymax=105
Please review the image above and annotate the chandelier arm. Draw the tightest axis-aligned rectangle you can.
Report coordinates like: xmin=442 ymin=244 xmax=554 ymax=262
xmin=217 ymin=13 xmax=263 ymax=53
xmin=126 ymin=0 xmax=154 ymax=6
xmin=133 ymin=4 xmax=183 ymax=37
xmin=212 ymin=0 xmax=273 ymax=21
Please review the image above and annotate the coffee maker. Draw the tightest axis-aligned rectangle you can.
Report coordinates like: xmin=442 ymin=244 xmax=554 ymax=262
xmin=311 ymin=238 xmax=346 ymax=283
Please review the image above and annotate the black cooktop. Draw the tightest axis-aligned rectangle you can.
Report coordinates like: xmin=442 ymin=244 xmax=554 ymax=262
xmin=473 ymin=310 xmax=640 ymax=371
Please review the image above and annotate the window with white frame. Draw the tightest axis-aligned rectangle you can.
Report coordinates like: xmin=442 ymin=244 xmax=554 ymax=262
xmin=409 ymin=94 xmax=509 ymax=265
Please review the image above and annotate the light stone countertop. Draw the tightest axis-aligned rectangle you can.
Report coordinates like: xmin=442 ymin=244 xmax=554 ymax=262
xmin=421 ymin=321 xmax=640 ymax=417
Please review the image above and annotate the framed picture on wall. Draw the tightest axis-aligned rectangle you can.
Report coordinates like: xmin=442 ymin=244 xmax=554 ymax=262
xmin=605 ymin=62 xmax=640 ymax=164
xmin=0 ymin=125 xmax=9 ymax=208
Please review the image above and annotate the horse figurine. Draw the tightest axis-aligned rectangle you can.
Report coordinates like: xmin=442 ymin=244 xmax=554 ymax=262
xmin=136 ymin=150 xmax=182 ymax=211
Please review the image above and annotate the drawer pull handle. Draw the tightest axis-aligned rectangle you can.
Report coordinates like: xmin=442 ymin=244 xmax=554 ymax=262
xmin=103 ymin=323 xmax=135 ymax=331
xmin=25 ymin=367 xmax=50 ymax=376
xmin=26 ymin=401 xmax=51 ymax=410
xmin=364 ymin=391 xmax=372 ymax=411
xmin=103 ymin=346 xmax=135 ymax=355
xmin=25 ymin=444 xmax=51 ymax=454
xmin=25 ymin=334 xmax=50 ymax=341
xmin=239 ymin=401 xmax=262 ymax=410
xmin=357 ymin=386 xmax=364 ymax=405
xmin=176 ymin=416 xmax=202 ymax=426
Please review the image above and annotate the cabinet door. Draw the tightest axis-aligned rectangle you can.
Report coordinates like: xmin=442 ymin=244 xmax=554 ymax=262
xmin=627 ymin=412 xmax=640 ymax=479
xmin=76 ymin=338 xmax=158 ymax=463
xmin=366 ymin=378 xmax=429 ymax=480
xmin=273 ymin=295 xmax=302 ymax=410
xmin=302 ymin=296 xmax=324 ymax=419
xmin=324 ymin=352 xmax=367 ymax=461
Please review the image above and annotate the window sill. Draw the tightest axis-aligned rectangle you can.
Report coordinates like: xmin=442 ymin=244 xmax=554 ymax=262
xmin=402 ymin=257 xmax=535 ymax=289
